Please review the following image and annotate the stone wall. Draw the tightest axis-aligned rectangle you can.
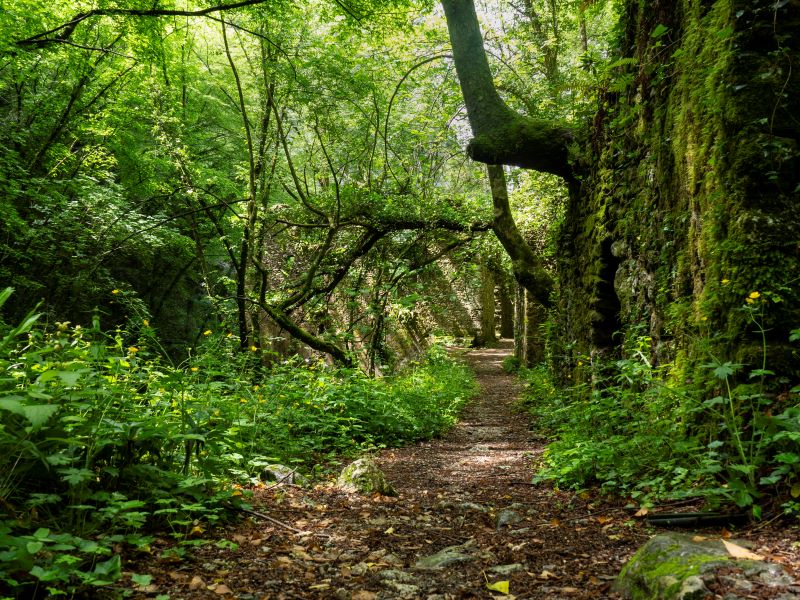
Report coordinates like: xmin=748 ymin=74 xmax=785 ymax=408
xmin=550 ymin=0 xmax=800 ymax=382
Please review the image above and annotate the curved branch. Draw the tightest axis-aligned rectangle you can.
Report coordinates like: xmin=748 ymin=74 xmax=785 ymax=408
xmin=255 ymin=301 xmax=354 ymax=367
xmin=440 ymin=0 xmax=574 ymax=179
xmin=487 ymin=164 xmax=553 ymax=306
xmin=16 ymin=0 xmax=272 ymax=48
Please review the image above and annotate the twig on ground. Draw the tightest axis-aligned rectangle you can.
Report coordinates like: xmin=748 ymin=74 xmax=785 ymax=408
xmin=239 ymin=507 xmax=331 ymax=538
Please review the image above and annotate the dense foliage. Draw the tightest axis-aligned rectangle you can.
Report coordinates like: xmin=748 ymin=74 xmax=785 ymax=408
xmin=520 ymin=309 xmax=800 ymax=515
xmin=0 ymin=288 xmax=475 ymax=595
xmin=1 ymin=0 xmax=798 ymax=595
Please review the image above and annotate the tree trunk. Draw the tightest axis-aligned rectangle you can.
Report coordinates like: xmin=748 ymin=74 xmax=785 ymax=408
xmin=487 ymin=165 xmax=553 ymax=306
xmin=524 ymin=290 xmax=546 ymax=365
xmin=440 ymin=0 xmax=574 ymax=178
xmin=498 ymin=271 xmax=515 ymax=339
xmin=479 ymin=259 xmax=497 ymax=345
xmin=514 ymin=283 xmax=526 ymax=362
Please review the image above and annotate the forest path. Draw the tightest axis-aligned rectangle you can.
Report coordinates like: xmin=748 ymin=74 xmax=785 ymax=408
xmin=133 ymin=342 xmax=648 ymax=599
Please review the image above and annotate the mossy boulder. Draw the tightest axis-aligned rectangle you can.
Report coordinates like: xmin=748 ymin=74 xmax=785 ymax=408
xmin=614 ymin=533 xmax=796 ymax=600
xmin=336 ymin=458 xmax=396 ymax=496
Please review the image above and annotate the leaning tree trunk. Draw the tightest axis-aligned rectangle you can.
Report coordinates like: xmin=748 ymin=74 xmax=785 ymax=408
xmin=440 ymin=0 xmax=574 ymax=178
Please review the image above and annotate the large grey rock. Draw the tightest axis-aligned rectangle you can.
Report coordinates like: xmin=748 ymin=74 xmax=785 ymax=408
xmin=415 ymin=541 xmax=475 ymax=570
xmin=614 ymin=533 xmax=799 ymax=600
xmin=260 ymin=463 xmax=308 ymax=486
xmin=495 ymin=508 xmax=523 ymax=529
xmin=336 ymin=458 xmax=396 ymax=496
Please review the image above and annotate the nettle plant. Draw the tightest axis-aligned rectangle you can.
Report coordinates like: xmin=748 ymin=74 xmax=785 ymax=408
xmin=528 ymin=292 xmax=800 ymax=515
xmin=697 ymin=292 xmax=800 ymax=516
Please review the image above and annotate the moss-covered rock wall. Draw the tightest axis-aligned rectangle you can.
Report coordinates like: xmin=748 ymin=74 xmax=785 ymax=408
xmin=552 ymin=0 xmax=800 ymax=381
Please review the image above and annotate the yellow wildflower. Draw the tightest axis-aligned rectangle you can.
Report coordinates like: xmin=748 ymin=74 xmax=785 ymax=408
xmin=721 ymin=279 xmax=730 ymax=285
xmin=748 ymin=291 xmax=760 ymax=299
xmin=128 ymin=346 xmax=139 ymax=353
xmin=111 ymin=289 xmax=120 ymax=295
xmin=143 ymin=319 xmax=150 ymax=326
xmin=203 ymin=329 xmax=212 ymax=336
xmin=250 ymin=345 xmax=258 ymax=352
xmin=190 ymin=367 xmax=199 ymax=372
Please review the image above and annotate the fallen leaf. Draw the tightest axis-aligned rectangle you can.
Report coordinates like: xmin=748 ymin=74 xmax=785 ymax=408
xmin=212 ymin=584 xmax=232 ymax=595
xmin=589 ymin=576 xmax=601 ymax=586
xmin=308 ymin=583 xmax=330 ymax=590
xmin=634 ymin=507 xmax=649 ymax=517
xmin=189 ymin=576 xmax=206 ymax=590
xmin=291 ymin=545 xmax=313 ymax=560
xmin=791 ymin=483 xmax=800 ymax=498
xmin=721 ymin=539 xmax=764 ymax=560
xmin=232 ymin=534 xmax=247 ymax=544
xmin=351 ymin=592 xmax=377 ymax=600
xmin=720 ymin=528 xmax=732 ymax=539
xmin=550 ymin=518 xmax=561 ymax=527
xmin=189 ymin=524 xmax=204 ymax=537
xmin=558 ymin=586 xmax=580 ymax=594
xmin=538 ymin=570 xmax=558 ymax=580
xmin=692 ymin=535 xmax=707 ymax=542
xmin=384 ymin=526 xmax=395 ymax=535
xmin=486 ymin=580 xmax=510 ymax=594
xmin=596 ymin=516 xmax=613 ymax=525
xmin=607 ymin=534 xmax=622 ymax=540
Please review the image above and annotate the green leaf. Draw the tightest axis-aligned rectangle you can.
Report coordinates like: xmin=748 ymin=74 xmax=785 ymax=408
xmin=775 ymin=452 xmax=800 ymax=465
xmin=89 ymin=554 xmax=121 ymax=585
xmin=131 ymin=573 xmax=153 ymax=586
xmin=26 ymin=541 xmax=44 ymax=554
xmin=650 ymin=24 xmax=669 ymax=38
xmin=712 ymin=362 xmax=741 ymax=380
xmin=749 ymin=369 xmax=774 ymax=379
xmin=22 ymin=404 xmax=59 ymax=428
xmin=59 ymin=468 xmax=93 ymax=486
xmin=0 ymin=396 xmax=25 ymax=416
xmin=30 ymin=565 xmax=68 ymax=583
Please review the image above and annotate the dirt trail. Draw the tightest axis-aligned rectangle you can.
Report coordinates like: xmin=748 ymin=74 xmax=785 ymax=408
xmin=131 ymin=342 xmax=800 ymax=599
xmin=131 ymin=341 xmax=648 ymax=599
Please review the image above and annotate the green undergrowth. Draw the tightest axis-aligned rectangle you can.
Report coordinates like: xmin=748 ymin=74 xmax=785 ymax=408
xmin=0 ymin=289 xmax=475 ymax=597
xmin=519 ymin=321 xmax=800 ymax=515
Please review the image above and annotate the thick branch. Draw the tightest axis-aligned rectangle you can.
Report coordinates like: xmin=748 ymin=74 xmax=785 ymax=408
xmin=257 ymin=302 xmax=354 ymax=367
xmin=487 ymin=165 xmax=552 ymax=306
xmin=441 ymin=0 xmax=574 ymax=178
xmin=16 ymin=0 xmax=271 ymax=48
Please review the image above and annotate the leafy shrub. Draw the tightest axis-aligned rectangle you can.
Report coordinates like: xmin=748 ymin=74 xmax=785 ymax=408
xmin=523 ymin=321 xmax=800 ymax=514
xmin=501 ymin=355 xmax=522 ymax=374
xmin=0 ymin=289 xmax=476 ymax=596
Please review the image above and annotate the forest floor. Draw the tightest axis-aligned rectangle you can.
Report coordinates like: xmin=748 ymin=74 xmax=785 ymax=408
xmin=123 ymin=341 xmax=800 ymax=599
